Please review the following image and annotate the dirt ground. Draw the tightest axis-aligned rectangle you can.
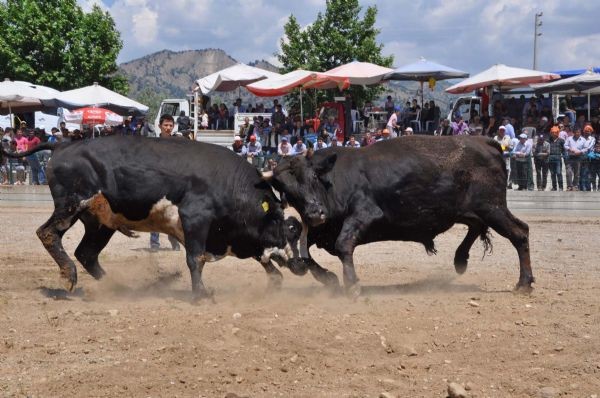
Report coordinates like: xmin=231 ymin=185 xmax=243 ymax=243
xmin=1 ymin=205 xmax=599 ymax=398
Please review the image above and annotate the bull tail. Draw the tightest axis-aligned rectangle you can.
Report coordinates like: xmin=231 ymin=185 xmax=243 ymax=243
xmin=1 ymin=142 xmax=57 ymax=158
xmin=480 ymin=227 xmax=493 ymax=259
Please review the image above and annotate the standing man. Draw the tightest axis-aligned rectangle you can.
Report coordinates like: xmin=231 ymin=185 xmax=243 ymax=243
xmin=512 ymin=133 xmax=532 ymax=190
xmin=533 ymin=134 xmax=550 ymax=191
xmin=564 ymin=127 xmax=586 ymax=191
xmin=150 ymin=114 xmax=180 ymax=252
xmin=176 ymin=111 xmax=191 ymax=133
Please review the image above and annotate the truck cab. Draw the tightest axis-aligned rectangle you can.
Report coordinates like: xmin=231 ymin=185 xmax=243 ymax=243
xmin=154 ymin=98 xmax=193 ymax=134
xmin=447 ymin=96 xmax=481 ymax=123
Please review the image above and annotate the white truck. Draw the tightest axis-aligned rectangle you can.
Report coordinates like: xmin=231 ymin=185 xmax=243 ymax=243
xmin=155 ymin=96 xmax=273 ymax=147
xmin=154 ymin=96 xmax=233 ymax=147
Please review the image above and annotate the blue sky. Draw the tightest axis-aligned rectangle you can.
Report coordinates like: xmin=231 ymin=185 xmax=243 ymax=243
xmin=79 ymin=0 xmax=600 ymax=75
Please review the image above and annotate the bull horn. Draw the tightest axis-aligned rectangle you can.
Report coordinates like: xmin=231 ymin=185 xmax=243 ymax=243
xmin=262 ymin=170 xmax=273 ymax=181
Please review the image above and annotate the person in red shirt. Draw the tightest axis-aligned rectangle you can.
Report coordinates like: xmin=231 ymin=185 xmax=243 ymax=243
xmin=24 ymin=129 xmax=42 ymax=185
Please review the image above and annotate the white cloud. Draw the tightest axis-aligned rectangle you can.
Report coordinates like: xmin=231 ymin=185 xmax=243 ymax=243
xmin=131 ymin=5 xmax=158 ymax=46
xmin=76 ymin=0 xmax=600 ymax=75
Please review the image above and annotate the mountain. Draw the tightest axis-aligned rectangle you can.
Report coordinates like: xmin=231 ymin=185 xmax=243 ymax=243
xmin=119 ymin=49 xmax=456 ymax=115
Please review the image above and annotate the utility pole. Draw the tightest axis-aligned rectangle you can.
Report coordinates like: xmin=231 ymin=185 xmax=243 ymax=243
xmin=533 ymin=12 xmax=543 ymax=70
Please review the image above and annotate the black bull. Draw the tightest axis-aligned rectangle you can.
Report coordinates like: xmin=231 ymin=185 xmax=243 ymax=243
xmin=269 ymin=135 xmax=534 ymax=295
xmin=1 ymin=136 xmax=338 ymax=299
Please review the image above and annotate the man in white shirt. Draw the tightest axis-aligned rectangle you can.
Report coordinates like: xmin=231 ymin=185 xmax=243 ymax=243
xmin=564 ymin=127 xmax=586 ymax=190
xmin=345 ymin=135 xmax=361 ymax=148
xmin=291 ymin=138 xmax=307 ymax=156
xmin=501 ymin=117 xmax=515 ymax=139
xmin=512 ymin=133 xmax=533 ymax=190
xmin=314 ymin=137 xmax=328 ymax=151
xmin=278 ymin=136 xmax=292 ymax=157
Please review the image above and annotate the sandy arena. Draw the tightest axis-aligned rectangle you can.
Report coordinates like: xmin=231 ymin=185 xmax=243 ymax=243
xmin=1 ymin=204 xmax=599 ymax=397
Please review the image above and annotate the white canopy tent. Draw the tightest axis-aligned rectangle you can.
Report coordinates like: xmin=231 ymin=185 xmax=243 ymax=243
xmin=531 ymin=70 xmax=600 ymax=120
xmin=51 ymin=82 xmax=149 ymax=115
xmin=195 ymin=63 xmax=281 ymax=95
xmin=0 ymin=79 xmax=62 ymax=126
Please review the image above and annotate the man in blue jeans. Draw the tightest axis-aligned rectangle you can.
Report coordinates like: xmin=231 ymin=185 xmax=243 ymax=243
xmin=150 ymin=114 xmax=181 ymax=252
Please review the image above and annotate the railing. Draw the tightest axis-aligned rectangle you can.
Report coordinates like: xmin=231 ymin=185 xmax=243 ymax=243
xmin=504 ymin=153 xmax=600 ymax=191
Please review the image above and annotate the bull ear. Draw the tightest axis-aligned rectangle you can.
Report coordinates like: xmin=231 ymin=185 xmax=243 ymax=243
xmin=313 ymin=153 xmax=337 ymax=175
xmin=305 ymin=148 xmax=314 ymax=159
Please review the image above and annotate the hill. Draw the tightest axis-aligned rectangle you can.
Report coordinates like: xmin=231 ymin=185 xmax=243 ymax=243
xmin=119 ymin=49 xmax=456 ymax=117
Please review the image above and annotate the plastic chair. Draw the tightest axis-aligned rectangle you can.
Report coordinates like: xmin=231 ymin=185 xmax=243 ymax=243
xmin=410 ymin=110 xmax=421 ymax=132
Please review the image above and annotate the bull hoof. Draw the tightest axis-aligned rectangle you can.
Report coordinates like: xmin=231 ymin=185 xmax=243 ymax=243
xmin=454 ymin=257 xmax=468 ymax=275
xmin=345 ymin=283 xmax=362 ymax=299
xmin=61 ymin=270 xmax=77 ymax=292
xmin=266 ymin=276 xmax=283 ymax=293
xmin=192 ymin=288 xmax=216 ymax=304
xmin=513 ymin=283 xmax=534 ymax=294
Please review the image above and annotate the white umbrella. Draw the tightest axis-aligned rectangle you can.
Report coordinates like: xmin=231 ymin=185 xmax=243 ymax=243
xmin=446 ymin=64 xmax=560 ymax=94
xmin=384 ymin=57 xmax=469 ymax=106
xmin=0 ymin=79 xmax=61 ymax=126
xmin=52 ymin=82 xmax=149 ymax=115
xmin=246 ymin=70 xmax=350 ymax=120
xmin=324 ymin=61 xmax=393 ymax=86
xmin=195 ymin=63 xmax=281 ymax=95
xmin=532 ymin=70 xmax=600 ymax=120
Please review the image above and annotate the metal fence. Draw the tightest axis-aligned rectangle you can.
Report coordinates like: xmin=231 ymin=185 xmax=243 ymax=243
xmin=505 ymin=154 xmax=600 ymax=191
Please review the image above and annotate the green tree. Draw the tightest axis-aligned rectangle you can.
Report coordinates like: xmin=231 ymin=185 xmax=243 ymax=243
xmin=0 ymin=0 xmax=127 ymax=93
xmin=277 ymin=0 xmax=393 ymax=115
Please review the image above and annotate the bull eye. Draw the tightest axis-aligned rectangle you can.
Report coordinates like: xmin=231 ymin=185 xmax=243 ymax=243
xmin=288 ymin=225 xmax=296 ymax=231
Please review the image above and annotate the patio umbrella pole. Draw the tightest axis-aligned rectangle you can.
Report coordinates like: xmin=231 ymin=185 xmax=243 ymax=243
xmin=300 ymin=88 xmax=303 ymax=123
xmin=420 ymin=81 xmax=424 ymax=108
xmin=8 ymin=102 xmax=12 ymax=128
xmin=588 ymin=92 xmax=591 ymax=121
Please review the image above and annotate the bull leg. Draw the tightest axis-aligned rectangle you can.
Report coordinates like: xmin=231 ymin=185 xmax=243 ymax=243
xmin=74 ymin=212 xmax=115 ymax=279
xmin=454 ymin=222 xmax=485 ymax=274
xmin=256 ymin=258 xmax=283 ymax=291
xmin=36 ymin=207 xmax=81 ymax=291
xmin=477 ymin=207 xmax=534 ymax=291
xmin=335 ymin=204 xmax=384 ymax=297
xmin=272 ymin=256 xmax=340 ymax=290
xmin=179 ymin=210 xmax=213 ymax=301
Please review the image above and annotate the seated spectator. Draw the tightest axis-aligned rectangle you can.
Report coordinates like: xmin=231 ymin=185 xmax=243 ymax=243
xmin=291 ymin=138 xmax=307 ymax=156
xmin=322 ymin=116 xmax=339 ymax=136
xmin=246 ymin=135 xmax=262 ymax=161
xmin=435 ymin=119 xmax=452 ymax=136
xmin=361 ymin=130 xmax=376 ymax=147
xmin=238 ymin=117 xmax=253 ymax=139
xmin=559 ymin=96 xmax=576 ymax=125
xmin=303 ymin=126 xmax=318 ymax=147
xmin=329 ymin=136 xmax=343 ymax=147
xmin=451 ymin=116 xmax=469 ymax=135
xmin=345 ymin=135 xmax=361 ymax=148
xmin=278 ymin=137 xmax=292 ymax=157
xmin=377 ymin=128 xmax=392 ymax=141
xmin=232 ymin=136 xmax=247 ymax=156
xmin=314 ymin=137 xmax=328 ymax=151
xmin=469 ymin=116 xmax=483 ymax=135
xmin=319 ymin=126 xmax=332 ymax=145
